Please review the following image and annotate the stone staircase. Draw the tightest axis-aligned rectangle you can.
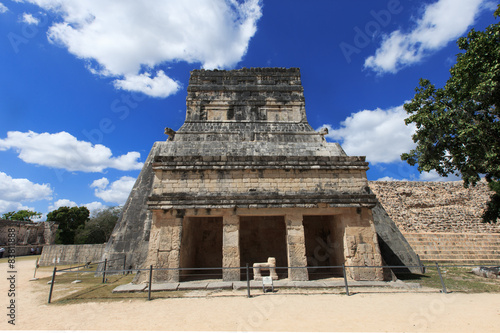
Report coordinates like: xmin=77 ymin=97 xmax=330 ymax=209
xmin=402 ymin=232 xmax=500 ymax=263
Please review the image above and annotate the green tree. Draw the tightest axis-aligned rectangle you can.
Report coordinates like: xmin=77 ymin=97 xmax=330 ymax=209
xmin=402 ymin=6 xmax=500 ymax=222
xmin=74 ymin=206 xmax=121 ymax=244
xmin=1 ymin=210 xmax=42 ymax=221
xmin=47 ymin=206 xmax=90 ymax=244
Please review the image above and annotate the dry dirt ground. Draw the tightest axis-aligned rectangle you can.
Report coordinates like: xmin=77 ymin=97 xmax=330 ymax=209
xmin=1 ymin=258 xmax=500 ymax=332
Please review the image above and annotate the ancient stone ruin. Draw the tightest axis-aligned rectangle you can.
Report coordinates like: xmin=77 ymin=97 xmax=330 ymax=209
xmin=103 ymin=68 xmax=421 ymax=282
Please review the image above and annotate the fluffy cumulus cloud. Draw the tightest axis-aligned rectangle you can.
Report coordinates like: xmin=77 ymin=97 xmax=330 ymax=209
xmin=0 ymin=131 xmax=143 ymax=172
xmin=0 ymin=3 xmax=8 ymax=13
xmin=22 ymin=0 xmax=262 ymax=97
xmin=48 ymin=199 xmax=107 ymax=216
xmin=365 ymin=0 xmax=490 ymax=74
xmin=21 ymin=12 xmax=40 ymax=24
xmin=0 ymin=172 xmax=52 ymax=213
xmin=418 ymin=170 xmax=462 ymax=182
xmin=91 ymin=176 xmax=135 ymax=205
xmin=319 ymin=104 xmax=416 ymax=164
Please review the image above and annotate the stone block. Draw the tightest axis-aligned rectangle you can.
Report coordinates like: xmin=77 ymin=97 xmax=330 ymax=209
xmin=150 ymin=282 xmax=179 ymax=291
xmin=112 ymin=283 xmax=147 ymax=293
xmin=177 ymin=281 xmax=209 ymax=290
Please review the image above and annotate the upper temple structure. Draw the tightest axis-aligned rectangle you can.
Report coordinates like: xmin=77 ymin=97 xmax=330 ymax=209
xmin=102 ymin=68 xmax=420 ymax=282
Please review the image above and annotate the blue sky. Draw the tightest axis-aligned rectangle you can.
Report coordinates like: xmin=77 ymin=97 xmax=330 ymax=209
xmin=0 ymin=0 xmax=498 ymax=219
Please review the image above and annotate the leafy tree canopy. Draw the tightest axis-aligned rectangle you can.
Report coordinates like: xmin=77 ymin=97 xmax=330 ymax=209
xmin=402 ymin=6 xmax=500 ymax=222
xmin=1 ymin=210 xmax=42 ymax=222
xmin=74 ymin=206 xmax=121 ymax=244
xmin=47 ymin=206 xmax=90 ymax=244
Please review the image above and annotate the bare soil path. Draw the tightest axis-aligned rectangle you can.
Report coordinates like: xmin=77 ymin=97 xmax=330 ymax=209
xmin=1 ymin=258 xmax=500 ymax=332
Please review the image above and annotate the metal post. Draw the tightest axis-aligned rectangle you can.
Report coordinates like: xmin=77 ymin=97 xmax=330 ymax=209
xmin=148 ymin=265 xmax=153 ymax=301
xmin=48 ymin=266 xmax=57 ymax=304
xmin=342 ymin=264 xmax=350 ymax=296
xmin=102 ymin=258 xmax=107 ymax=284
xmin=435 ymin=262 xmax=448 ymax=294
xmin=246 ymin=263 xmax=251 ymax=298
xmin=123 ymin=256 xmax=126 ymax=275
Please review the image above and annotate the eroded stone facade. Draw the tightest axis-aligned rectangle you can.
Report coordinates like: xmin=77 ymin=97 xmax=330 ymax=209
xmin=140 ymin=68 xmax=384 ymax=282
xmin=370 ymin=180 xmax=500 ymax=233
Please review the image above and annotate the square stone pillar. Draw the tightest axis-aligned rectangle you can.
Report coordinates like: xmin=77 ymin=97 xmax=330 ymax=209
xmin=144 ymin=212 xmax=183 ymax=283
xmin=285 ymin=213 xmax=309 ymax=281
xmin=343 ymin=208 xmax=384 ymax=281
xmin=222 ymin=214 xmax=240 ymax=281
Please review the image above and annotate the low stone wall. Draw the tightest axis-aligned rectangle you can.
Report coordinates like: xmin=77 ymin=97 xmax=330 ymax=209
xmin=369 ymin=180 xmax=500 ymax=233
xmin=39 ymin=244 xmax=106 ymax=266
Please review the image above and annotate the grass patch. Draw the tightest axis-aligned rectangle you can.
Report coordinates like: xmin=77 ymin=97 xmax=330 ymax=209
xmin=0 ymin=254 xmax=40 ymax=263
xmin=402 ymin=263 xmax=500 ymax=293
xmin=38 ymin=269 xmax=190 ymax=305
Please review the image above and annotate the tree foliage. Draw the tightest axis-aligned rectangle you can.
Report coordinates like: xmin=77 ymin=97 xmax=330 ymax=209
xmin=402 ymin=6 xmax=500 ymax=222
xmin=74 ymin=206 xmax=121 ymax=244
xmin=47 ymin=206 xmax=90 ymax=244
xmin=1 ymin=210 xmax=42 ymax=221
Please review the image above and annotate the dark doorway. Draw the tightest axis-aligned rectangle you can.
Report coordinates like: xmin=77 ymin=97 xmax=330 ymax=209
xmin=179 ymin=217 xmax=223 ymax=281
xmin=239 ymin=216 xmax=287 ymax=279
xmin=303 ymin=215 xmax=344 ymax=279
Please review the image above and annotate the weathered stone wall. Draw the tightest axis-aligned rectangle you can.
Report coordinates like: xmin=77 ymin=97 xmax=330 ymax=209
xmin=39 ymin=244 xmax=106 ymax=266
xmin=0 ymin=220 xmax=58 ymax=246
xmin=152 ymin=160 xmax=369 ymax=204
xmin=369 ymin=180 xmax=500 ymax=233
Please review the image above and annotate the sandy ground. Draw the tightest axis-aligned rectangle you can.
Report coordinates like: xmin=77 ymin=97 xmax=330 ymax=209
xmin=1 ymin=258 xmax=500 ymax=332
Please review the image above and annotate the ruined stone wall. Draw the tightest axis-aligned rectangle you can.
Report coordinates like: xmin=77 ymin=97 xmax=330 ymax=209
xmin=0 ymin=220 xmax=58 ymax=246
xmin=369 ymin=180 xmax=500 ymax=233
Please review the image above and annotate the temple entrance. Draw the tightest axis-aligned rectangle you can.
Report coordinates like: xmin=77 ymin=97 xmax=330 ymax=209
xmin=303 ymin=215 xmax=344 ymax=279
xmin=239 ymin=216 xmax=287 ymax=279
xmin=179 ymin=217 xmax=223 ymax=281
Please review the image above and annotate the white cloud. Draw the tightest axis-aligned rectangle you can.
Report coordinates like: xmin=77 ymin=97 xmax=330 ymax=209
xmin=0 ymin=3 xmax=8 ymax=13
xmin=22 ymin=12 xmax=39 ymax=24
xmin=47 ymin=199 xmax=107 ymax=217
xmin=113 ymin=71 xmax=179 ymax=98
xmin=0 ymin=131 xmax=143 ymax=172
xmin=365 ymin=0 xmax=488 ymax=74
xmin=23 ymin=0 xmax=262 ymax=97
xmin=90 ymin=177 xmax=109 ymax=190
xmin=91 ymin=176 xmax=135 ymax=205
xmin=83 ymin=201 xmax=107 ymax=216
xmin=320 ymin=104 xmax=416 ymax=164
xmin=48 ymin=199 xmax=77 ymax=212
xmin=0 ymin=172 xmax=52 ymax=214
xmin=418 ymin=170 xmax=462 ymax=182
xmin=376 ymin=176 xmax=408 ymax=181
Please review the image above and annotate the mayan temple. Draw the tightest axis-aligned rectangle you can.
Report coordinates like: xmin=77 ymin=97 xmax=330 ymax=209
xmin=102 ymin=68 xmax=419 ymax=282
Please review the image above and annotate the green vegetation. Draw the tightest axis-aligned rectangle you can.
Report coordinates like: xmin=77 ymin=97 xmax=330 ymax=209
xmin=38 ymin=268 xmax=188 ymax=304
xmin=1 ymin=209 xmax=42 ymax=221
xmin=74 ymin=206 xmax=121 ymax=244
xmin=403 ymin=264 xmax=500 ymax=293
xmin=48 ymin=206 xmax=90 ymax=244
xmin=402 ymin=5 xmax=500 ymax=222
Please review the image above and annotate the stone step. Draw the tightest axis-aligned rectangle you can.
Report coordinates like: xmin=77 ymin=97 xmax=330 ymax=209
xmin=401 ymin=232 xmax=500 ymax=263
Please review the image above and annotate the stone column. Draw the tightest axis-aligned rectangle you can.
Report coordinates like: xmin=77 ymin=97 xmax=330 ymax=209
xmin=285 ymin=213 xmax=309 ymax=281
xmin=343 ymin=208 xmax=384 ymax=281
xmin=222 ymin=214 xmax=240 ymax=281
xmin=143 ymin=212 xmax=183 ymax=283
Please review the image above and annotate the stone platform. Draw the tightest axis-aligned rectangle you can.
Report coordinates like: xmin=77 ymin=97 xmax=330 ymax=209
xmin=112 ymin=279 xmax=415 ymax=293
